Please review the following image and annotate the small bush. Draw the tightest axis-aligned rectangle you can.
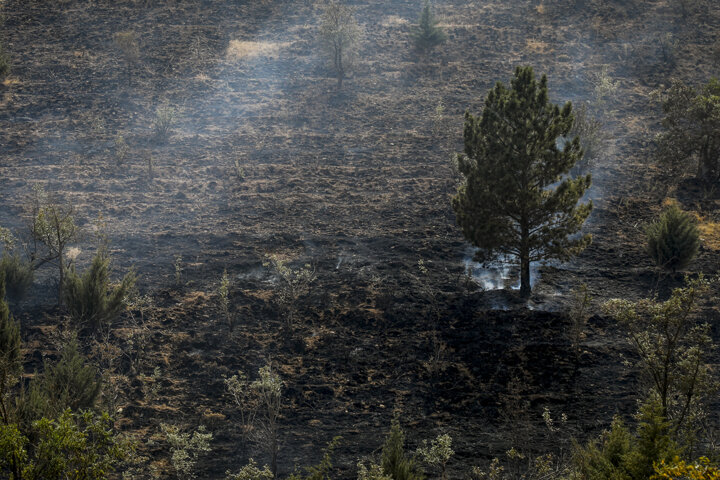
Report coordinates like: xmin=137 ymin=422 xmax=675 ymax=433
xmin=411 ymin=1 xmax=446 ymax=56
xmin=0 ymin=276 xmax=22 ymax=396
xmin=226 ymin=459 xmax=274 ymax=480
xmin=114 ymin=31 xmax=139 ymax=83
xmin=161 ymin=423 xmax=213 ymax=480
xmin=153 ymin=105 xmax=176 ymax=142
xmin=646 ymin=204 xmax=700 ymax=272
xmin=381 ymin=417 xmax=425 ymax=480
xmin=21 ymin=339 xmax=102 ymax=423
xmin=568 ymin=103 xmax=605 ymax=177
xmin=0 ymin=254 xmax=33 ymax=303
xmin=62 ymin=249 xmax=136 ymax=331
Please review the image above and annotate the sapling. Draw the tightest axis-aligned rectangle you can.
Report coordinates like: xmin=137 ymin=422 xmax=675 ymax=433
xmin=161 ymin=423 xmax=213 ymax=480
xmin=218 ymin=270 xmax=232 ymax=328
xmin=416 ymin=433 xmax=454 ymax=480
xmin=174 ymin=255 xmax=183 ymax=286
xmin=319 ymin=0 xmax=361 ymax=88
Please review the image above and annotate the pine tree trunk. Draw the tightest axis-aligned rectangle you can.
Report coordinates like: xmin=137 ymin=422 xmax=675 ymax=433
xmin=519 ymin=219 xmax=531 ymax=298
xmin=520 ymin=255 xmax=531 ymax=299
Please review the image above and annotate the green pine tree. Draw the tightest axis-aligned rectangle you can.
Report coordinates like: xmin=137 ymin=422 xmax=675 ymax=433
xmin=62 ymin=248 xmax=136 ymax=331
xmin=381 ymin=417 xmax=424 ymax=480
xmin=20 ymin=340 xmax=101 ymax=424
xmin=411 ymin=1 xmax=446 ymax=55
xmin=645 ymin=203 xmax=700 ymax=273
xmin=0 ymin=277 xmax=22 ymax=425
xmin=452 ymin=66 xmax=592 ymax=298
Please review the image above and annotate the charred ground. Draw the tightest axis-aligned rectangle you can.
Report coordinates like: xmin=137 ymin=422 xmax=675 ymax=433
xmin=1 ymin=0 xmax=720 ymax=477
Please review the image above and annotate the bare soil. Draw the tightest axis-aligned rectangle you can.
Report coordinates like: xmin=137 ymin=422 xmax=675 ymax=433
xmin=2 ymin=0 xmax=720 ymax=477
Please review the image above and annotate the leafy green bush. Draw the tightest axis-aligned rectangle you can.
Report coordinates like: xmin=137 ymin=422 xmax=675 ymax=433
xmin=0 ymin=276 xmax=22 ymax=401
xmin=287 ymin=437 xmax=341 ymax=480
xmin=161 ymin=423 xmax=213 ymax=480
xmin=0 ymin=409 xmax=130 ymax=480
xmin=573 ymin=400 xmax=679 ymax=480
xmin=646 ymin=204 xmax=700 ymax=273
xmin=21 ymin=339 xmax=102 ymax=423
xmin=0 ymin=254 xmax=33 ymax=303
xmin=411 ymin=1 xmax=446 ymax=55
xmin=603 ymin=276 xmax=715 ymax=441
xmin=226 ymin=459 xmax=274 ymax=480
xmin=153 ymin=104 xmax=176 ymax=142
xmin=62 ymin=249 xmax=136 ymax=331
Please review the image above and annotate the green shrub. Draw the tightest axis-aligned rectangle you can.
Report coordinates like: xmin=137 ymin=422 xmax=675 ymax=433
xmin=0 ymin=254 xmax=33 ymax=303
xmin=153 ymin=104 xmax=176 ymax=142
xmin=381 ymin=418 xmax=425 ymax=480
xmin=0 ymin=409 xmax=130 ymax=480
xmin=62 ymin=249 xmax=136 ymax=331
xmin=573 ymin=400 xmax=679 ymax=480
xmin=287 ymin=437 xmax=341 ymax=480
xmin=646 ymin=204 xmax=700 ymax=272
xmin=161 ymin=423 xmax=213 ymax=480
xmin=0 ymin=276 xmax=22 ymax=399
xmin=23 ymin=340 xmax=102 ymax=421
xmin=411 ymin=1 xmax=446 ymax=56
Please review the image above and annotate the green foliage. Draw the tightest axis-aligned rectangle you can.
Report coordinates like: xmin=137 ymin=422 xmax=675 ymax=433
xmin=381 ymin=418 xmax=425 ymax=480
xmin=0 ymin=409 xmax=129 ymax=480
xmin=153 ymin=104 xmax=176 ymax=142
xmin=452 ymin=66 xmax=592 ymax=297
xmin=21 ymin=339 xmax=102 ymax=423
xmin=416 ymin=434 xmax=453 ymax=480
xmin=263 ymin=254 xmax=315 ymax=328
xmin=161 ymin=423 xmax=213 ymax=480
xmin=27 ymin=185 xmax=78 ymax=304
xmin=411 ymin=1 xmax=446 ymax=55
xmin=319 ymin=0 xmax=361 ymax=88
xmin=0 ymin=254 xmax=34 ymax=303
xmin=625 ymin=401 xmax=680 ymax=480
xmin=0 ymin=277 xmax=22 ymax=422
xmin=62 ymin=248 xmax=136 ymax=331
xmin=358 ymin=460 xmax=392 ymax=480
xmin=218 ymin=269 xmax=233 ymax=328
xmin=0 ymin=423 xmax=27 ymax=474
xmin=226 ymin=363 xmax=283 ymax=476
xmin=30 ymin=409 xmax=130 ymax=480
xmin=226 ymin=458 xmax=274 ymax=480
xmin=568 ymin=103 xmax=606 ymax=177
xmin=603 ymin=276 xmax=716 ymax=436
xmin=573 ymin=416 xmax=633 ymax=480
xmin=287 ymin=437 xmax=342 ymax=480
xmin=656 ymin=79 xmax=720 ymax=184
xmin=573 ymin=400 xmax=679 ymax=480
xmin=646 ymin=204 xmax=700 ymax=273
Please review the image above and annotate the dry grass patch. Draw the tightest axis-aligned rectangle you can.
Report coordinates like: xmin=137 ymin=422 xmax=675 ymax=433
xmin=381 ymin=15 xmax=409 ymax=27
xmin=226 ymin=40 xmax=289 ymax=61
xmin=526 ymin=39 xmax=551 ymax=54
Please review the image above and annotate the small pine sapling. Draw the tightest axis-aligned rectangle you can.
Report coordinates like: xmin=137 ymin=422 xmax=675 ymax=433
xmin=411 ymin=1 xmax=447 ymax=57
xmin=646 ymin=203 xmax=700 ymax=273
